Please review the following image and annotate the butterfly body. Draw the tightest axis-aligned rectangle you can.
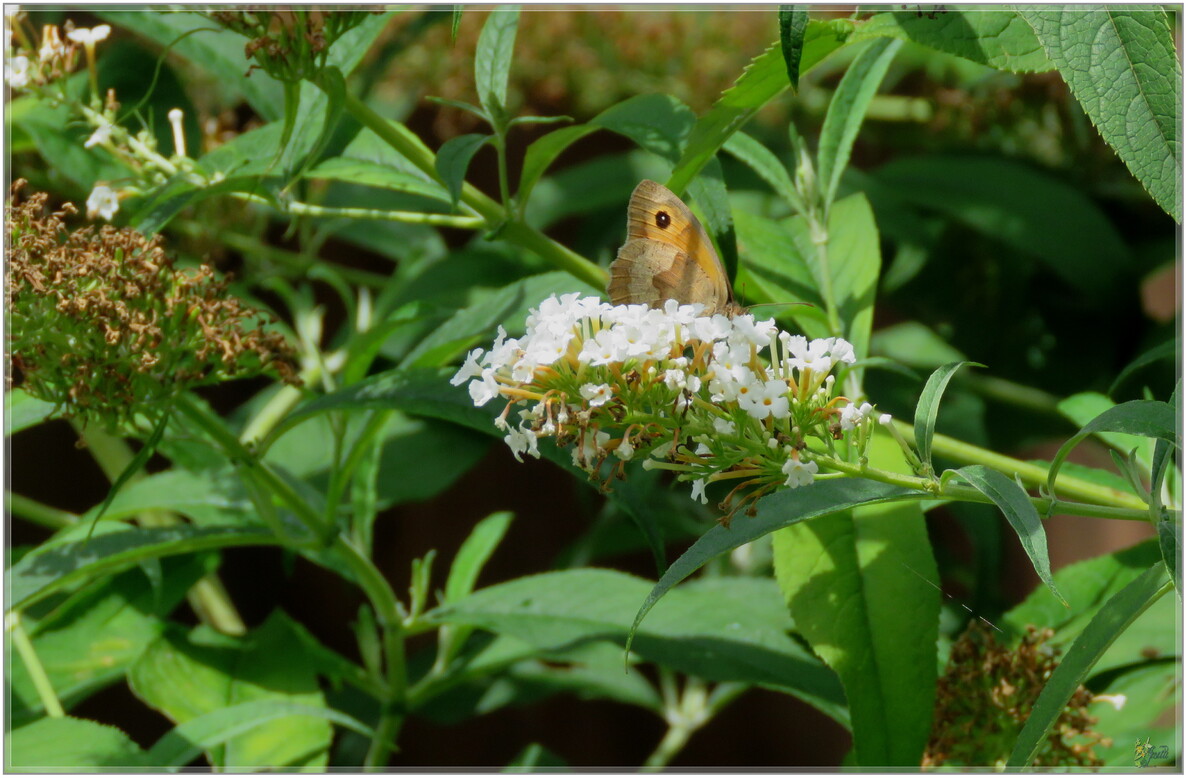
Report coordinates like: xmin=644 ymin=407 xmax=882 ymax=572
xmin=609 ymin=180 xmax=745 ymax=316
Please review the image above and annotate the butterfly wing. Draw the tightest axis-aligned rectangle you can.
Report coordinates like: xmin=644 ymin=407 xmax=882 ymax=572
xmin=610 ymin=180 xmax=735 ymax=312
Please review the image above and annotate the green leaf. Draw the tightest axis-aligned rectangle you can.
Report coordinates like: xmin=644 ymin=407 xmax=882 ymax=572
xmin=914 ymin=361 xmax=983 ymax=473
xmin=1157 ymin=520 xmax=1180 ymax=597
xmin=1047 ymin=400 xmax=1178 ymax=500
xmin=825 ymin=192 xmax=882 ymax=360
xmin=1006 ymin=563 xmax=1171 ymax=768
xmin=627 ymin=479 xmax=922 ymax=656
xmin=1001 ymin=538 xmax=1159 ymax=643
xmin=722 ymin=130 xmax=805 ymax=216
xmin=518 ymin=94 xmax=695 ymax=206
xmin=132 ymin=614 xmax=347 ymax=769
xmin=435 ymin=133 xmax=493 ymax=206
xmin=772 ymin=433 xmax=939 ymax=767
xmin=779 ymin=6 xmax=810 ymax=91
xmin=474 ymin=5 xmax=520 ymax=127
xmin=306 ymin=121 xmax=450 ymax=202
xmin=854 ymin=8 xmax=1053 ymax=73
xmin=1109 ymin=339 xmax=1177 ymax=397
xmin=430 ymin=569 xmax=850 ymax=724
xmin=733 ymin=211 xmax=828 ymax=334
xmin=130 ymin=175 xmax=275 ymax=237
xmin=5 ymin=389 xmax=55 ymax=436
xmin=816 ymin=37 xmax=901 ymax=210
xmin=1019 ymin=7 xmax=1181 ymax=220
xmin=403 ymin=270 xmax=601 ymax=368
xmin=953 ymin=465 xmax=1064 ymax=605
xmin=8 ymin=524 xmax=278 ymax=611
xmin=451 ymin=6 xmax=463 ymax=41
xmin=870 ymin=155 xmax=1131 ymax=298
xmin=86 ymin=410 xmax=172 ymax=540
xmin=10 ymin=555 xmax=214 ymax=725
xmin=146 ymin=699 xmax=371 ymax=768
xmin=870 ymin=322 xmax=966 ymax=369
xmin=9 ymin=716 xmax=147 ymax=770
xmin=446 ymin=512 xmax=514 ymax=603
xmin=668 ymin=41 xmax=790 ymax=195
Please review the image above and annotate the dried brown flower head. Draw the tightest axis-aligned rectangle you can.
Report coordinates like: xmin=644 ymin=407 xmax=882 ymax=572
xmin=923 ymin=620 xmax=1110 ymax=768
xmin=6 ymin=180 xmax=300 ymax=428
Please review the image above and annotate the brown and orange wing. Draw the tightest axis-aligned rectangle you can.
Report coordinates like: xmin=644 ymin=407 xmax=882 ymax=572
xmin=610 ymin=180 xmax=735 ymax=312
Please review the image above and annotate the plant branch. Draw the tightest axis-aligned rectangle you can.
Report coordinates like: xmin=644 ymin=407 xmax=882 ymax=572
xmin=333 ymin=88 xmax=606 ymax=289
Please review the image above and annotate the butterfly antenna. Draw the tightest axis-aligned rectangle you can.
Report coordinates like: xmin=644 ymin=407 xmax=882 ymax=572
xmin=898 ymin=560 xmax=1002 ymax=633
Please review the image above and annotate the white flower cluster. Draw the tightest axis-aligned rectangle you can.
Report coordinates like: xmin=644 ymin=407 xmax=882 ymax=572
xmin=453 ymin=294 xmax=875 ymax=502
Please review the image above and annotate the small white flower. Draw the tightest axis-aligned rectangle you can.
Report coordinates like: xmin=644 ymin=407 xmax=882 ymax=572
xmin=1092 ymin=693 xmax=1127 ymax=711
xmin=86 ymin=184 xmax=119 ymax=221
xmin=614 ymin=437 xmax=634 ymax=461
xmin=66 ymin=24 xmax=110 ymax=46
xmin=450 ymin=348 xmax=485 ymax=386
xmin=690 ymin=478 xmax=708 ymax=504
xmin=712 ymin=417 xmax=736 ymax=436
xmin=84 ymin=123 xmax=113 ymax=149
xmin=467 ymin=367 xmax=501 ymax=406
xmin=739 ymin=378 xmax=791 ymax=421
xmin=580 ymin=382 xmax=613 ymax=407
xmin=781 ymin=458 xmax=818 ymax=489
xmin=4 ymin=53 xmax=28 ymax=88
xmin=839 ymin=401 xmax=873 ymax=431
xmin=878 ymin=413 xmax=893 ymax=426
xmin=504 ymin=426 xmax=540 ymax=463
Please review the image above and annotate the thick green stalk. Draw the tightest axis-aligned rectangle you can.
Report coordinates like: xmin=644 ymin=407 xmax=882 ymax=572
xmin=177 ymin=394 xmax=409 ymax=766
xmin=916 ymin=423 xmax=1149 ymax=511
xmin=8 ymin=612 xmax=65 ymax=717
xmin=9 ymin=493 xmax=76 ymax=530
xmin=72 ymin=420 xmax=247 ymax=636
xmin=816 ymin=452 xmax=1157 ymax=522
xmin=334 ymin=89 xmax=606 ymax=289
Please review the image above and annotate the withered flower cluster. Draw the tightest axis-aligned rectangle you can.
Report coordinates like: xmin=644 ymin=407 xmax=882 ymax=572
xmin=208 ymin=8 xmax=379 ymax=82
xmin=924 ymin=621 xmax=1109 ymax=768
xmin=6 ymin=181 xmax=300 ymax=428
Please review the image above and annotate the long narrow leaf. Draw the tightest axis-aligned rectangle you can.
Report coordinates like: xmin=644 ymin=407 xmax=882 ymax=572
xmin=1046 ymin=400 xmax=1178 ymax=499
xmin=475 ymin=5 xmax=520 ymax=127
xmin=955 ymin=465 xmax=1065 ymax=606
xmin=779 ymin=6 xmax=810 ymax=91
xmin=627 ymin=479 xmax=923 ymax=653
xmin=1006 ymin=564 xmax=1171 ymax=768
xmin=913 ymin=361 xmax=982 ymax=474
xmin=9 ymin=525 xmax=278 ymax=610
xmin=667 ymin=42 xmax=790 ymax=195
xmin=146 ymin=700 xmax=373 ymax=767
xmin=816 ymin=37 xmax=901 ymax=209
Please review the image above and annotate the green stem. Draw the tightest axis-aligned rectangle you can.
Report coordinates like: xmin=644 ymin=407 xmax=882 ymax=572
xmin=72 ymin=420 xmax=247 ymax=636
xmin=916 ymin=423 xmax=1148 ymax=510
xmin=174 ymin=395 xmax=329 ymax=539
xmin=334 ymin=537 xmax=406 ymax=770
xmin=235 ymin=192 xmax=487 ymax=229
xmin=175 ymin=394 xmax=409 ymax=764
xmin=642 ymin=678 xmax=733 ymax=772
xmin=8 ymin=611 xmax=65 ymax=717
xmin=816 ymin=452 xmax=1158 ymax=522
xmin=172 ymin=221 xmax=390 ymax=289
xmin=966 ymin=374 xmax=1062 ymax=416
xmin=335 ymin=89 xmax=606 ymax=289
xmin=9 ymin=493 xmax=77 ymax=530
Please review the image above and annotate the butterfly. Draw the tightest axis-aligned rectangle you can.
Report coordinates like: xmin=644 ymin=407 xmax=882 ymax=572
xmin=608 ymin=180 xmax=746 ymax=316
